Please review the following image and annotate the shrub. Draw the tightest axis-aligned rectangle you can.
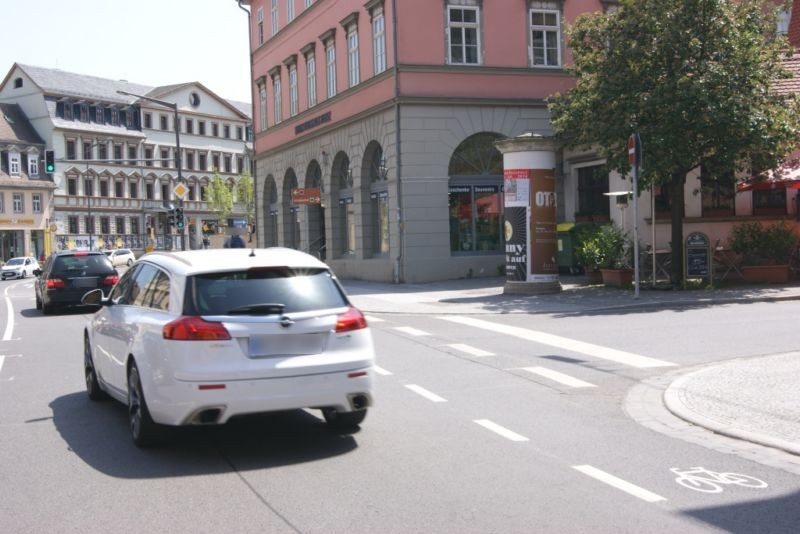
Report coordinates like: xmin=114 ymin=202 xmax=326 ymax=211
xmin=729 ymin=221 xmax=798 ymax=265
xmin=576 ymin=224 xmax=632 ymax=270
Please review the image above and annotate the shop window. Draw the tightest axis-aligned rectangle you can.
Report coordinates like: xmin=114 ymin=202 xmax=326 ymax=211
xmin=754 ymin=189 xmax=786 ymax=215
xmin=447 ymin=132 xmax=504 ymax=254
xmin=576 ymin=165 xmax=609 ymax=219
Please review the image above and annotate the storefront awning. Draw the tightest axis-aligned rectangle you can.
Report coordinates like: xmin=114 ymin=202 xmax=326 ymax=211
xmin=736 ymin=179 xmax=800 ymax=192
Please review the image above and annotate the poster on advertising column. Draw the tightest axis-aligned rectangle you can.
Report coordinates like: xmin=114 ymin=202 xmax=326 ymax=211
xmin=504 ymin=168 xmax=529 ymax=281
xmin=530 ymin=169 xmax=558 ymax=281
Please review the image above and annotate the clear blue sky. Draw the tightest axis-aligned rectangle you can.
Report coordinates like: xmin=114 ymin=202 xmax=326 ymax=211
xmin=0 ymin=0 xmax=252 ymax=103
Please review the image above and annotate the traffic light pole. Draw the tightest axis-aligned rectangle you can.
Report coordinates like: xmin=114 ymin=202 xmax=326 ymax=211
xmin=117 ymin=90 xmax=186 ymax=250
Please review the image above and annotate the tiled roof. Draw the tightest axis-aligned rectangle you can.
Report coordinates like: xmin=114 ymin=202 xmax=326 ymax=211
xmin=228 ymin=99 xmax=253 ymax=119
xmin=774 ymin=53 xmax=800 ymax=95
xmin=18 ymin=64 xmax=153 ymax=104
xmin=0 ymin=103 xmax=43 ymax=144
xmin=788 ymin=0 xmax=800 ymax=48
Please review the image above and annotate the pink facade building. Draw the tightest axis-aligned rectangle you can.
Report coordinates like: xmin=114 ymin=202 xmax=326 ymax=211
xmin=242 ymin=0 xmax=615 ymax=282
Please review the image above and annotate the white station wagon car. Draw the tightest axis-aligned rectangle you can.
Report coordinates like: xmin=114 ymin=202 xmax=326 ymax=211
xmin=1 ymin=257 xmax=39 ymax=280
xmin=82 ymin=248 xmax=375 ymax=447
xmin=104 ymin=248 xmax=136 ymax=267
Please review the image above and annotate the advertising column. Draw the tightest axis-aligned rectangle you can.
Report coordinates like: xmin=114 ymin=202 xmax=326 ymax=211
xmin=496 ymin=134 xmax=561 ymax=295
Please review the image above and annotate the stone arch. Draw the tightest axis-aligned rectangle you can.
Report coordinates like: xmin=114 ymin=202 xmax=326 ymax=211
xmin=263 ymin=174 xmax=279 ymax=246
xmin=282 ymin=168 xmax=300 ymax=249
xmin=304 ymin=159 xmax=325 ymax=259
xmin=361 ymin=141 xmax=389 ymax=257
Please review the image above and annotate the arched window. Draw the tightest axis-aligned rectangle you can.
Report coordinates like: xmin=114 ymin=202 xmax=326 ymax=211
xmin=448 ymin=132 xmax=504 ymax=254
xmin=305 ymin=160 xmax=325 ymax=259
xmin=362 ymin=141 xmax=389 ymax=257
xmin=264 ymin=175 xmax=279 ymax=246
xmin=283 ymin=169 xmax=300 ymax=249
xmin=332 ymin=152 xmax=354 ymax=257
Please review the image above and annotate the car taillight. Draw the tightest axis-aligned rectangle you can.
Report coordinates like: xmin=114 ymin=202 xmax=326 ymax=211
xmin=163 ymin=316 xmax=232 ymax=341
xmin=102 ymin=275 xmax=118 ymax=286
xmin=335 ymin=307 xmax=368 ymax=333
xmin=46 ymin=277 xmax=65 ymax=289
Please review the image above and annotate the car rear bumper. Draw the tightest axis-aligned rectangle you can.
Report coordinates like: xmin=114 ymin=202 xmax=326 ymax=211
xmin=145 ymin=367 xmax=374 ymax=426
xmin=45 ymin=288 xmax=108 ymax=305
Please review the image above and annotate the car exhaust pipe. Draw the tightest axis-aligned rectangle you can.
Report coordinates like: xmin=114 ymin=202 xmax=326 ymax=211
xmin=348 ymin=394 xmax=370 ymax=411
xmin=188 ymin=407 xmax=224 ymax=425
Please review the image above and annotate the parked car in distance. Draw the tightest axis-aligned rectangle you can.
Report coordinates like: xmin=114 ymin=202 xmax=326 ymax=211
xmin=1 ymin=257 xmax=39 ymax=280
xmin=34 ymin=251 xmax=118 ymax=314
xmin=82 ymin=248 xmax=375 ymax=447
xmin=104 ymin=248 xmax=136 ymax=267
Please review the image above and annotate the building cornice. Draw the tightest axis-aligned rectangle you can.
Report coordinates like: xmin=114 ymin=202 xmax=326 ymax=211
xmin=339 ymin=12 xmax=359 ymax=29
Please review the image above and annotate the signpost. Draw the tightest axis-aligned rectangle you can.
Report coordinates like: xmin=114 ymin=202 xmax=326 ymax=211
xmin=685 ymin=232 xmax=711 ymax=281
xmin=629 ymin=134 xmax=641 ymax=298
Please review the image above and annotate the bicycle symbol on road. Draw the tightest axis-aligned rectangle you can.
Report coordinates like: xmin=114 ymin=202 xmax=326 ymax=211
xmin=671 ymin=467 xmax=768 ymax=493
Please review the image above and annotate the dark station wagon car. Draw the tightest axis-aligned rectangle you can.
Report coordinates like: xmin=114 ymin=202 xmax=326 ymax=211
xmin=34 ymin=251 xmax=118 ymax=314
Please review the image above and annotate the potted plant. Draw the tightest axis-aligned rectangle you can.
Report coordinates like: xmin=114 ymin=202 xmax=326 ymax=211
xmin=728 ymin=221 xmax=798 ymax=283
xmin=577 ymin=224 xmax=633 ymax=287
xmin=574 ymin=225 xmax=603 ymax=284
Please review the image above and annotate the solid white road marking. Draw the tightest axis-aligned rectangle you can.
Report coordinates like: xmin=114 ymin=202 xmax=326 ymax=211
xmin=373 ymin=365 xmax=393 ymax=376
xmin=364 ymin=315 xmax=385 ymax=323
xmin=0 ymin=355 xmax=4 ymax=377
xmin=393 ymin=326 xmax=430 ymax=337
xmin=573 ymin=465 xmax=667 ymax=503
xmin=447 ymin=343 xmax=495 ymax=357
xmin=519 ymin=366 xmax=597 ymax=388
xmin=3 ymin=284 xmax=14 ymax=341
xmin=405 ymin=384 xmax=447 ymax=402
xmin=474 ymin=419 xmax=529 ymax=442
xmin=439 ymin=316 xmax=675 ymax=368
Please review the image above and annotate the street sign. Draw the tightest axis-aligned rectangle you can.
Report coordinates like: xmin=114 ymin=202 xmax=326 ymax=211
xmin=291 ymin=187 xmax=321 ymax=205
xmin=173 ymin=182 xmax=188 ymax=200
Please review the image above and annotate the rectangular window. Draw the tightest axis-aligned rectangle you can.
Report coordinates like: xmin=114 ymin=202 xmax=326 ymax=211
xmin=129 ymin=181 xmax=138 ymax=198
xmin=347 ymin=27 xmax=360 ymax=87
xmin=306 ymin=55 xmax=317 ymax=107
xmin=186 ymin=152 xmax=195 ymax=170
xmin=84 ymin=178 xmax=94 ymax=197
xmin=144 ymin=113 xmax=152 ymax=129
xmin=189 ymin=185 xmax=196 ymax=201
xmin=63 ymin=102 xmax=73 ymax=120
xmin=448 ymin=6 xmax=481 ymax=65
xmin=289 ymin=64 xmax=298 ymax=116
xmin=32 ymin=194 xmax=41 ymax=213
xmin=448 ymin=185 xmax=503 ymax=252
xmin=110 ymin=109 xmax=119 ymax=126
xmin=701 ymin=167 xmax=735 ymax=216
xmin=212 ymin=123 xmax=219 ymax=137
xmin=161 ymin=183 xmax=169 ymax=201
xmin=95 ymin=107 xmax=104 ymax=123
xmin=305 ymin=0 xmax=313 ymax=7
xmin=185 ymin=118 xmax=193 ymax=134
xmin=113 ymin=144 xmax=123 ymax=164
xmin=28 ymin=154 xmax=39 ymax=177
xmin=128 ymin=145 xmax=136 ymax=164
xmin=237 ymin=126 xmax=243 ymax=140
xmin=160 ymin=115 xmax=168 ymax=130
xmin=577 ymin=165 xmax=610 ymax=218
xmin=146 ymin=183 xmax=154 ymax=200
xmin=237 ymin=156 xmax=244 ymax=173
xmin=199 ymin=120 xmax=206 ymax=135
xmin=199 ymin=153 xmax=207 ymax=170
xmin=273 ymin=77 xmax=282 ymax=123
xmin=115 ymin=217 xmax=126 ymax=234
xmin=287 ymin=0 xmax=294 ymax=22
xmin=530 ymin=9 xmax=561 ymax=67
xmin=130 ymin=217 xmax=139 ymax=235
xmin=161 ymin=149 xmax=170 ymax=168
xmin=144 ymin=147 xmax=153 ymax=167
xmin=66 ymin=140 xmax=76 ymax=160
xmin=271 ymin=0 xmax=278 ymax=36
xmin=79 ymin=105 xmax=89 ymax=122
xmin=326 ymin=42 xmax=337 ymax=98
xmin=68 ymin=178 xmax=77 ymax=195
xmin=86 ymin=216 xmax=95 ymax=235
xmin=259 ymin=83 xmax=268 ymax=131
xmin=98 ymin=144 xmax=107 ymax=161
xmin=224 ymin=155 xmax=232 ymax=173
xmin=100 ymin=180 xmax=109 ymax=197
xmin=115 ymin=181 xmax=124 ymax=198
xmin=9 ymin=152 xmax=21 ymax=176
xmin=213 ymin=154 xmax=220 ymax=170
xmin=100 ymin=217 xmax=110 ymax=234
xmin=224 ymin=124 xmax=231 ymax=138
xmin=13 ymin=193 xmax=23 ymax=214
xmin=257 ymin=7 xmax=264 ymax=45
xmin=68 ymin=216 xmax=78 ymax=234
xmin=83 ymin=142 xmax=92 ymax=160
xmin=373 ymin=9 xmax=386 ymax=74
xmin=754 ymin=189 xmax=786 ymax=212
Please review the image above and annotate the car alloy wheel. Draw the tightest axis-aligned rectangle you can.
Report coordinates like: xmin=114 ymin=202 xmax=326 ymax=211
xmin=84 ymin=335 xmax=106 ymax=401
xmin=127 ymin=363 xmax=160 ymax=447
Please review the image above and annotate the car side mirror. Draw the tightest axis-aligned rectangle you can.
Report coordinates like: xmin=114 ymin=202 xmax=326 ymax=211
xmin=81 ymin=289 xmax=108 ymax=307
xmin=32 ymin=269 xmax=42 ymax=277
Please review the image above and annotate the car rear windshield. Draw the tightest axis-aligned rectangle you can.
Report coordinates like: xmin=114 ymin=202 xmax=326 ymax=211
xmin=184 ymin=267 xmax=349 ymax=316
xmin=5 ymin=258 xmax=24 ymax=266
xmin=53 ymin=254 xmax=113 ymax=275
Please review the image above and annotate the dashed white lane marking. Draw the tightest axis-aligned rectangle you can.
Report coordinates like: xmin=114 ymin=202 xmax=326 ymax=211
xmin=393 ymin=326 xmax=430 ymax=337
xmin=3 ymin=284 xmax=14 ymax=341
xmin=447 ymin=343 xmax=495 ymax=357
xmin=364 ymin=315 xmax=385 ymax=323
xmin=474 ymin=419 xmax=529 ymax=442
xmin=0 ymin=355 xmax=4 ymax=377
xmin=439 ymin=316 xmax=675 ymax=369
xmin=573 ymin=465 xmax=667 ymax=503
xmin=405 ymin=384 xmax=447 ymax=402
xmin=373 ymin=365 xmax=393 ymax=376
xmin=519 ymin=366 xmax=597 ymax=388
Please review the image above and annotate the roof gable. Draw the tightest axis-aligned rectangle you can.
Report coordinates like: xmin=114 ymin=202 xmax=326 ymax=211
xmin=0 ymin=104 xmax=44 ymax=145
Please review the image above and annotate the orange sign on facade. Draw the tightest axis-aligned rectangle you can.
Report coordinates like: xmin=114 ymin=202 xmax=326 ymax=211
xmin=291 ymin=187 xmax=322 ymax=205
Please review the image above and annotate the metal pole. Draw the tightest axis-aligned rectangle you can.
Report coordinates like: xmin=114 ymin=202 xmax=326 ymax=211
xmin=86 ymin=158 xmax=91 ymax=251
xmin=651 ymin=183 xmax=656 ymax=287
xmin=174 ymin=106 xmax=186 ymax=251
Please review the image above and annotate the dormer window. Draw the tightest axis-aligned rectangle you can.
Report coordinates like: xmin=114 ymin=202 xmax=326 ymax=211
xmin=8 ymin=152 xmax=21 ymax=176
xmin=63 ymin=102 xmax=74 ymax=120
xmin=13 ymin=77 xmax=22 ymax=89
xmin=28 ymin=152 xmax=39 ymax=177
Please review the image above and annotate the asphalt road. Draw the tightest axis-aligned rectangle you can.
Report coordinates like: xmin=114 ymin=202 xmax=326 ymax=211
xmin=0 ymin=277 xmax=799 ymax=533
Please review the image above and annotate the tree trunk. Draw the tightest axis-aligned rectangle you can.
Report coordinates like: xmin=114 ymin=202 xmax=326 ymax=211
xmin=669 ymin=170 xmax=686 ymax=288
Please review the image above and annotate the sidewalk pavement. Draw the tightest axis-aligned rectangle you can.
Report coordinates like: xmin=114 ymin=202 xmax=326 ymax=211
xmin=341 ymin=275 xmax=800 ymax=456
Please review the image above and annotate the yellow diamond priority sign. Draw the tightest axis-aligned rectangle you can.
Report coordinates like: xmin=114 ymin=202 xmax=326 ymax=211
xmin=173 ymin=182 xmax=188 ymax=200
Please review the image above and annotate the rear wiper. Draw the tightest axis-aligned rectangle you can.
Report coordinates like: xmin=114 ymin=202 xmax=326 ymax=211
xmin=225 ymin=303 xmax=286 ymax=315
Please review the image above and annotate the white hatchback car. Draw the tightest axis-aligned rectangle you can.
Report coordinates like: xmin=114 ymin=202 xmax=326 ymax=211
xmin=104 ymin=248 xmax=136 ymax=267
xmin=1 ymin=257 xmax=39 ymax=280
xmin=82 ymin=248 xmax=375 ymax=447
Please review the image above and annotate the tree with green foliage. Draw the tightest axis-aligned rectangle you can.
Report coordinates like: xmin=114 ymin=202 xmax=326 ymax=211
xmin=236 ymin=171 xmax=255 ymax=226
xmin=207 ymin=169 xmax=233 ymax=222
xmin=548 ymin=0 xmax=800 ymax=286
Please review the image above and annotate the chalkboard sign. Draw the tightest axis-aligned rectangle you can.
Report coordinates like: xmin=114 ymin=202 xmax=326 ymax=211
xmin=685 ymin=232 xmax=710 ymax=278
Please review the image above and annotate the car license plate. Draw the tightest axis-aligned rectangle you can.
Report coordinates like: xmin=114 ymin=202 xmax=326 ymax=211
xmin=249 ymin=333 xmax=325 ymax=357
xmin=73 ymin=277 xmax=98 ymax=288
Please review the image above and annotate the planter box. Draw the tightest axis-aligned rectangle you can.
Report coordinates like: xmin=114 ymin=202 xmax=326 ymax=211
xmin=585 ymin=268 xmax=603 ymax=285
xmin=600 ymin=268 xmax=633 ymax=287
xmin=741 ymin=264 xmax=790 ymax=284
